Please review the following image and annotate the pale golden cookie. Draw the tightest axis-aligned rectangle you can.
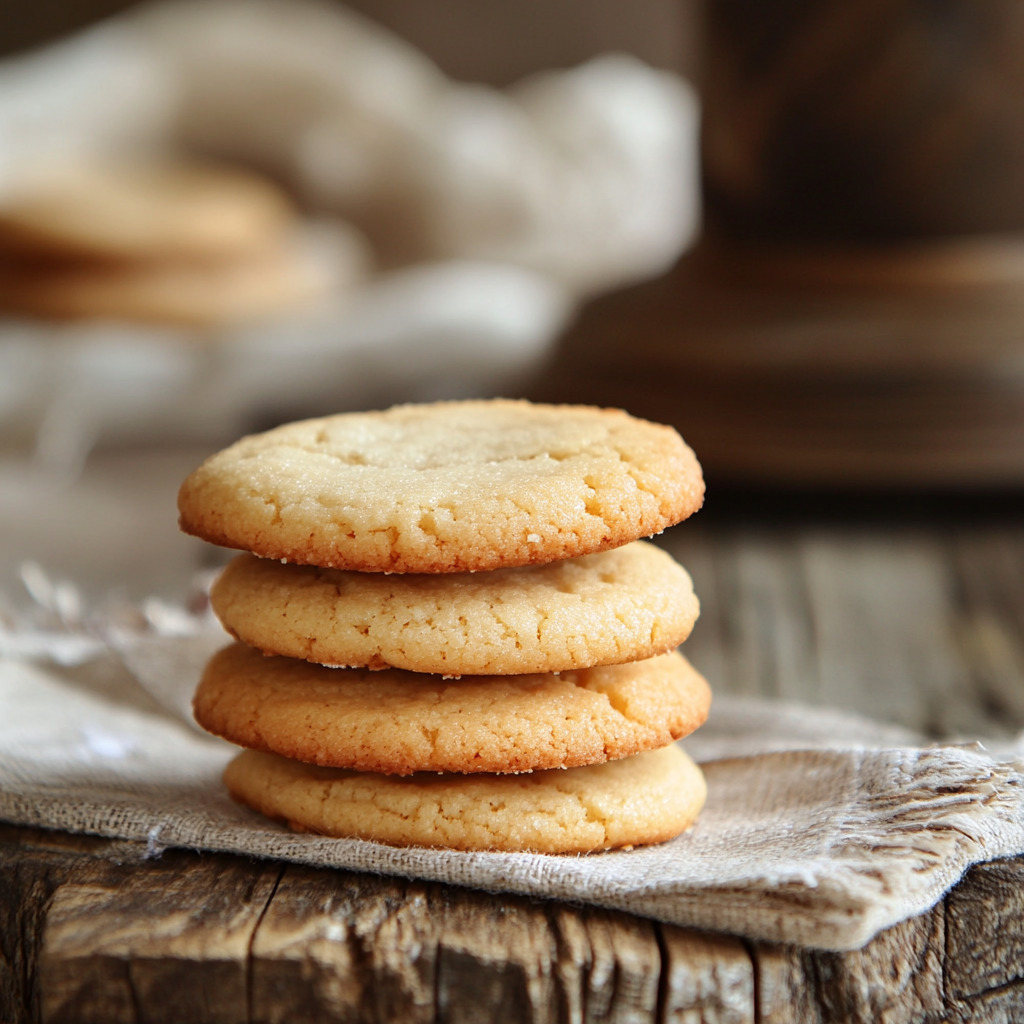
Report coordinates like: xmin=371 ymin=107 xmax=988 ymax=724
xmin=0 ymin=230 xmax=343 ymax=327
xmin=0 ymin=159 xmax=294 ymax=262
xmin=224 ymin=742 xmax=706 ymax=853
xmin=210 ymin=540 xmax=699 ymax=675
xmin=193 ymin=642 xmax=711 ymax=775
xmin=178 ymin=400 xmax=704 ymax=573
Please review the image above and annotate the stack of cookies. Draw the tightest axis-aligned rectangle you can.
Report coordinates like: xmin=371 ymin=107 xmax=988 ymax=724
xmin=0 ymin=158 xmax=348 ymax=326
xmin=178 ymin=399 xmax=710 ymax=853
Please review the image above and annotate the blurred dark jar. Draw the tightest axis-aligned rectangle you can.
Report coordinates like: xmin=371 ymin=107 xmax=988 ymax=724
xmin=700 ymin=0 xmax=1024 ymax=240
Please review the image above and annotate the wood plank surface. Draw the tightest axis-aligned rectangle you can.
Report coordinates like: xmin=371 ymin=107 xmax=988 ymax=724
xmin=4 ymin=825 xmax=1024 ymax=1023
xmin=671 ymin=517 xmax=1024 ymax=739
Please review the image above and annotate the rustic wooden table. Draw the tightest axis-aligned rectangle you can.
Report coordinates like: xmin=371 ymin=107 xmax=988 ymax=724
xmin=4 ymin=495 xmax=1023 ymax=1024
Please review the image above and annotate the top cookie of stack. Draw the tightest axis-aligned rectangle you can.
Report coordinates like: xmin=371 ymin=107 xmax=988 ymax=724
xmin=179 ymin=399 xmax=710 ymax=854
xmin=178 ymin=398 xmax=704 ymax=573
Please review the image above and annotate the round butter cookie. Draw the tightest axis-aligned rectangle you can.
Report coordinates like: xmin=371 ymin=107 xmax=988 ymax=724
xmin=224 ymin=742 xmax=707 ymax=853
xmin=0 ymin=228 xmax=348 ymax=327
xmin=0 ymin=159 xmax=294 ymax=262
xmin=210 ymin=540 xmax=700 ymax=675
xmin=194 ymin=642 xmax=711 ymax=775
xmin=178 ymin=400 xmax=704 ymax=573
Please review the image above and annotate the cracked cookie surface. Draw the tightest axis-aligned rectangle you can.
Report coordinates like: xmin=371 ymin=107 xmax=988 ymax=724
xmin=194 ymin=642 xmax=711 ymax=775
xmin=210 ymin=540 xmax=700 ymax=675
xmin=223 ymin=742 xmax=707 ymax=853
xmin=177 ymin=400 xmax=704 ymax=573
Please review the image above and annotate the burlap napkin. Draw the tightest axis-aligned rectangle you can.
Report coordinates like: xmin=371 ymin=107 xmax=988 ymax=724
xmin=2 ymin=608 xmax=1023 ymax=952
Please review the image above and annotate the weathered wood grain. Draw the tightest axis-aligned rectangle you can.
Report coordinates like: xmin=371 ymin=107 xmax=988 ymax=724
xmin=433 ymin=888 xmax=560 ymax=1024
xmin=4 ymin=826 xmax=1024 ymax=1024
xmin=664 ymin=522 xmax=1024 ymax=740
xmin=744 ymin=912 xmax=946 ymax=1024
xmin=955 ymin=989 xmax=1024 ymax=1024
xmin=950 ymin=531 xmax=1024 ymax=727
xmin=657 ymin=927 xmax=753 ymax=1024
xmin=946 ymin=859 xmax=1024 ymax=1003
xmin=249 ymin=866 xmax=389 ymax=1024
xmin=749 ymin=945 xmax=824 ymax=1024
xmin=547 ymin=905 xmax=662 ymax=1023
xmin=37 ymin=849 xmax=281 ymax=1024
xmin=0 ymin=838 xmax=66 ymax=1024
xmin=804 ymin=911 xmax=945 ymax=1024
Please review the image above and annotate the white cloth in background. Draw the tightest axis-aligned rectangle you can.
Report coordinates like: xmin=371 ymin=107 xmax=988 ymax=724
xmin=0 ymin=1 xmax=700 ymax=465
xmin=2 ymin=0 xmax=699 ymax=298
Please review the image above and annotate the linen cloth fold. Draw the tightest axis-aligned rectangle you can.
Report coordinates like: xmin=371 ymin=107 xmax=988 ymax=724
xmin=2 ymin=612 xmax=1023 ymax=952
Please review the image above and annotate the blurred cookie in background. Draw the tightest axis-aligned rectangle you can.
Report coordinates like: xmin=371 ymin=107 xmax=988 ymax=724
xmin=0 ymin=223 xmax=368 ymax=327
xmin=0 ymin=158 xmax=295 ymax=262
xmin=0 ymin=157 xmax=369 ymax=326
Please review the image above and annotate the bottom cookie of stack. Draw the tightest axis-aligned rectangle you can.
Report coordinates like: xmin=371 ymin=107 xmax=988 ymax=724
xmin=224 ymin=743 xmax=706 ymax=855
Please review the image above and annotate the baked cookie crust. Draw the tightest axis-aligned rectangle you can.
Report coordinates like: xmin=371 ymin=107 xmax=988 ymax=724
xmin=194 ymin=642 xmax=711 ymax=775
xmin=210 ymin=540 xmax=699 ymax=675
xmin=224 ymin=742 xmax=707 ymax=853
xmin=178 ymin=400 xmax=704 ymax=573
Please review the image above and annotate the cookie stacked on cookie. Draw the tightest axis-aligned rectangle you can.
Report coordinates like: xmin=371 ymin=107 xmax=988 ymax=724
xmin=0 ymin=158 xmax=348 ymax=326
xmin=179 ymin=399 xmax=710 ymax=853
